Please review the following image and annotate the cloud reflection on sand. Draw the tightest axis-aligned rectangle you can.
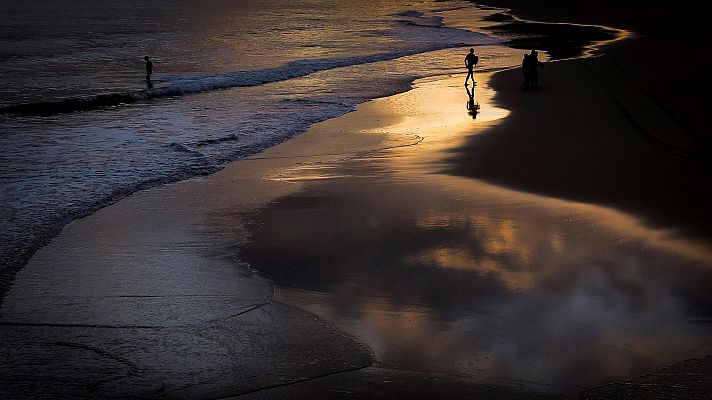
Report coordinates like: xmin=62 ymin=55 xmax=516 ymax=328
xmin=243 ymin=181 xmax=712 ymax=392
xmin=235 ymin=76 xmax=712 ymax=393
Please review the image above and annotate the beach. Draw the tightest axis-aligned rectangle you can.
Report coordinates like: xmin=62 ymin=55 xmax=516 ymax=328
xmin=3 ymin=70 xmax=712 ymax=397
xmin=1 ymin=74 xmax=565 ymax=399
xmin=2 ymin=1 xmax=712 ymax=399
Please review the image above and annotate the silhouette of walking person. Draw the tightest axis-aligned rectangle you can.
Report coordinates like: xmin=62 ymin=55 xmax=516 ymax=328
xmin=144 ymin=56 xmax=153 ymax=84
xmin=464 ymin=48 xmax=479 ymax=86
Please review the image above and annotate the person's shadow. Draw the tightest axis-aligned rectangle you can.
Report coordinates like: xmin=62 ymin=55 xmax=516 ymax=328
xmin=466 ymin=86 xmax=479 ymax=119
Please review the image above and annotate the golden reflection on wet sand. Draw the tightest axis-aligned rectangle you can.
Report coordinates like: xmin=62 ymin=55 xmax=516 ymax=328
xmin=242 ymin=73 xmax=712 ymax=393
xmin=374 ymin=75 xmax=711 ymax=264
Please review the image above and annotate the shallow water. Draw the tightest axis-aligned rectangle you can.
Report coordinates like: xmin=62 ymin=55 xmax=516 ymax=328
xmin=1 ymin=0 xmax=516 ymax=277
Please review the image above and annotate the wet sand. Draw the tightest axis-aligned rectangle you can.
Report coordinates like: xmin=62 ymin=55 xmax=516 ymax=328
xmin=235 ymin=75 xmax=712 ymax=396
xmin=3 ymin=4 xmax=712 ymax=397
xmin=3 ymin=68 xmax=711 ymax=398
xmin=0 ymin=73 xmax=552 ymax=399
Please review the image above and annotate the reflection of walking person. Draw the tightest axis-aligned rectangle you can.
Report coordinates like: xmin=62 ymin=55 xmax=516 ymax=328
xmin=144 ymin=56 xmax=153 ymax=83
xmin=465 ymin=85 xmax=479 ymax=119
xmin=464 ymin=48 xmax=478 ymax=86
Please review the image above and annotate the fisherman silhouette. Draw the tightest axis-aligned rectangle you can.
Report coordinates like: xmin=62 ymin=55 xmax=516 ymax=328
xmin=144 ymin=56 xmax=153 ymax=83
xmin=465 ymin=85 xmax=479 ymax=119
xmin=464 ymin=48 xmax=478 ymax=86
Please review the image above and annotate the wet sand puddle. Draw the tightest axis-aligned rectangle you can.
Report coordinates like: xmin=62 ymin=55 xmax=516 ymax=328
xmin=236 ymin=75 xmax=712 ymax=394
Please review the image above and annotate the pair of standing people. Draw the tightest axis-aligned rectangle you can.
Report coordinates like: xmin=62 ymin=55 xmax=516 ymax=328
xmin=521 ymin=50 xmax=544 ymax=90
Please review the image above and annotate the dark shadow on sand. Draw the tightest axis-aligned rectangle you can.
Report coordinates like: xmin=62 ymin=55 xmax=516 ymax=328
xmin=444 ymin=57 xmax=712 ymax=241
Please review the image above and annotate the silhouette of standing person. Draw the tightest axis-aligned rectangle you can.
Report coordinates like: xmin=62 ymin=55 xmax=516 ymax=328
xmin=529 ymin=50 xmax=543 ymax=89
xmin=521 ymin=53 xmax=531 ymax=90
xmin=144 ymin=56 xmax=153 ymax=83
xmin=464 ymin=48 xmax=478 ymax=86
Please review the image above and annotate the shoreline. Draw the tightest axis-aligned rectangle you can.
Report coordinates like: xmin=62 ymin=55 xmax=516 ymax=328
xmin=0 ymin=1 xmax=623 ymax=307
xmin=448 ymin=1 xmax=712 ymax=240
xmin=3 ymin=69 xmax=711 ymax=398
xmin=4 ymin=3 xmax=712 ymax=399
xmin=447 ymin=55 xmax=712 ymax=241
xmin=236 ymin=73 xmax=712 ymax=395
xmin=1 ymin=72 xmax=569 ymax=399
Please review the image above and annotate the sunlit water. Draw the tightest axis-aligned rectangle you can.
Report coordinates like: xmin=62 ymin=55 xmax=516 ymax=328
xmin=0 ymin=0 xmax=521 ymax=273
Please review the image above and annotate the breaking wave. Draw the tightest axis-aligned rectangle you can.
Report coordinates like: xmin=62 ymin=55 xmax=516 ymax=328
xmin=1 ymin=45 xmax=472 ymax=116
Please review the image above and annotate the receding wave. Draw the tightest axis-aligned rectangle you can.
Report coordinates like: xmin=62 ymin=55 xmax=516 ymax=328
xmin=193 ymin=134 xmax=241 ymax=147
xmin=0 ymin=46 xmax=470 ymax=116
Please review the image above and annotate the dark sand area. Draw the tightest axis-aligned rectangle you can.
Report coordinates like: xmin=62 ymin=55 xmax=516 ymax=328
xmin=452 ymin=0 xmax=712 ymax=241
xmin=447 ymin=53 xmax=712 ymax=240
xmin=476 ymin=0 xmax=712 ymax=145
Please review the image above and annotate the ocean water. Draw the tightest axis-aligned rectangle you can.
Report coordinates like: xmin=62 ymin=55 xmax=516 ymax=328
xmin=0 ymin=0 xmax=524 ymax=280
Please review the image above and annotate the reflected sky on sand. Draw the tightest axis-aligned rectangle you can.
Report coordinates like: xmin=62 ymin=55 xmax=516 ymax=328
xmin=235 ymin=76 xmax=712 ymax=394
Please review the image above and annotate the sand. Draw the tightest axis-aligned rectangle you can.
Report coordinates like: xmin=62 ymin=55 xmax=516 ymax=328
xmin=463 ymin=2 xmax=712 ymax=241
xmin=3 ymin=3 xmax=712 ymax=398
xmin=0 ymin=74 xmax=550 ymax=399
xmin=2 ymin=69 xmax=711 ymax=398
